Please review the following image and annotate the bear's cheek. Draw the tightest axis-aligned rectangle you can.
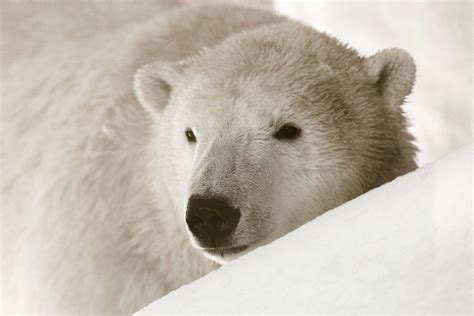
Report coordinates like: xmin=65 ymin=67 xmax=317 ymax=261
xmin=263 ymin=156 xmax=322 ymax=231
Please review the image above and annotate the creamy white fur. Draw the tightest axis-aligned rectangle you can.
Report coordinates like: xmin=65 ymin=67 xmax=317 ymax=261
xmin=2 ymin=4 xmax=416 ymax=314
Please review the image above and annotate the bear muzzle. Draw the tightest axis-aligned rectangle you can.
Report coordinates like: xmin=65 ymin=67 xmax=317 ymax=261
xmin=186 ymin=195 xmax=241 ymax=248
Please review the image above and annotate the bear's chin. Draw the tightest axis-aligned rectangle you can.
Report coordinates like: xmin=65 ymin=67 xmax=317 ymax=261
xmin=199 ymin=245 xmax=251 ymax=264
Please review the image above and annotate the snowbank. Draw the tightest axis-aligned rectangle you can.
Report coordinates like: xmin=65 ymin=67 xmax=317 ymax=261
xmin=137 ymin=144 xmax=472 ymax=314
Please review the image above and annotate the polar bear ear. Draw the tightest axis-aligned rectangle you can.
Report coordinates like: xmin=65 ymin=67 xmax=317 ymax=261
xmin=364 ymin=48 xmax=416 ymax=108
xmin=133 ymin=61 xmax=183 ymax=114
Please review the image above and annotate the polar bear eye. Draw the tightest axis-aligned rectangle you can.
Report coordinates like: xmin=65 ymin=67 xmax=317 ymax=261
xmin=274 ymin=124 xmax=301 ymax=140
xmin=185 ymin=129 xmax=196 ymax=143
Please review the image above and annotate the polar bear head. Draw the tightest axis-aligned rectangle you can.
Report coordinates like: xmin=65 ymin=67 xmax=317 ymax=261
xmin=134 ymin=22 xmax=417 ymax=264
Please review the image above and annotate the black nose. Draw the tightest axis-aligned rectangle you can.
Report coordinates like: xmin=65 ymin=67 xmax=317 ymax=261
xmin=186 ymin=196 xmax=240 ymax=242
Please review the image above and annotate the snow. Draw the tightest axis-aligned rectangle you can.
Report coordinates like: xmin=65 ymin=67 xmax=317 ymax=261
xmin=136 ymin=144 xmax=472 ymax=314
xmin=273 ymin=1 xmax=473 ymax=166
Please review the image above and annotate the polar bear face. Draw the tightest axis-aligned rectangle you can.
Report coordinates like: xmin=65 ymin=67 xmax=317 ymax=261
xmin=134 ymin=22 xmax=417 ymax=263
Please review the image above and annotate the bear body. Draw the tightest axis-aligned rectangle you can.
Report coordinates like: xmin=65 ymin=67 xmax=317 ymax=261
xmin=2 ymin=4 xmax=416 ymax=313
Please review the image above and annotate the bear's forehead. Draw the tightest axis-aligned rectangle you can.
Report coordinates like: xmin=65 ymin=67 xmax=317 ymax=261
xmin=178 ymin=61 xmax=353 ymax=119
xmin=176 ymin=73 xmax=344 ymax=131
xmin=172 ymin=21 xmax=376 ymax=131
xmin=187 ymin=21 xmax=364 ymax=83
xmin=179 ymin=79 xmax=297 ymax=118
xmin=175 ymin=23 xmax=369 ymax=120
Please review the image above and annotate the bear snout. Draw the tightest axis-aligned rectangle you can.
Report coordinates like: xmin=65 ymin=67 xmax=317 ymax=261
xmin=186 ymin=195 xmax=241 ymax=246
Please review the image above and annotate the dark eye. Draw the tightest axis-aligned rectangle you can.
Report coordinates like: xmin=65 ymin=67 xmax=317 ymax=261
xmin=273 ymin=124 xmax=301 ymax=140
xmin=185 ymin=129 xmax=196 ymax=143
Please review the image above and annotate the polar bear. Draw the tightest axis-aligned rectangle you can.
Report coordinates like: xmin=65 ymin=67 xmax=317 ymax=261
xmin=2 ymin=4 xmax=417 ymax=314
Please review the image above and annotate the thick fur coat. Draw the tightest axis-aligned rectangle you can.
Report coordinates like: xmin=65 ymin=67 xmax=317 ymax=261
xmin=2 ymin=4 xmax=416 ymax=313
